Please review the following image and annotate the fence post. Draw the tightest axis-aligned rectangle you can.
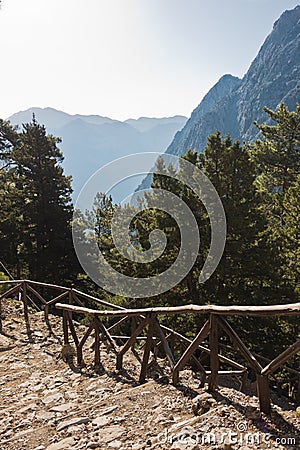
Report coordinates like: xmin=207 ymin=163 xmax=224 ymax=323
xmin=257 ymin=375 xmax=271 ymax=414
xmin=44 ymin=304 xmax=49 ymax=322
xmin=22 ymin=282 xmax=29 ymax=324
xmin=62 ymin=310 xmax=69 ymax=345
xmin=139 ymin=315 xmax=154 ymax=383
xmin=94 ymin=317 xmax=101 ymax=368
xmin=208 ymin=314 xmax=219 ymax=391
xmin=131 ymin=316 xmax=137 ymax=350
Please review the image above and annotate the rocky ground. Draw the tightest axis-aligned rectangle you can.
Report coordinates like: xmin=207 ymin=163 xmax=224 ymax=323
xmin=0 ymin=299 xmax=299 ymax=450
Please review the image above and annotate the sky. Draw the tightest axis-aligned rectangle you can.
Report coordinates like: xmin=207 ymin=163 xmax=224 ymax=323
xmin=0 ymin=0 xmax=299 ymax=121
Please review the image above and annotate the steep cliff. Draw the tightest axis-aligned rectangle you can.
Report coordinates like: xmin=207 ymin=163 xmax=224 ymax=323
xmin=166 ymin=5 xmax=300 ymax=157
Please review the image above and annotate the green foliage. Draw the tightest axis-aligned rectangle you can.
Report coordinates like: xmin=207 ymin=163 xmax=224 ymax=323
xmin=0 ymin=115 xmax=77 ymax=283
xmin=252 ymin=103 xmax=300 ymax=195
xmin=198 ymin=132 xmax=269 ymax=306
xmin=251 ymin=103 xmax=300 ymax=301
xmin=281 ymin=176 xmax=300 ymax=293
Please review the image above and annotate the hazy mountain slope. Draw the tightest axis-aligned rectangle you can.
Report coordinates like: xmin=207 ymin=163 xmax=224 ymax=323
xmin=136 ymin=74 xmax=241 ymax=190
xmin=7 ymin=108 xmax=187 ymax=198
xmin=125 ymin=115 xmax=187 ymax=132
xmin=166 ymin=5 xmax=300 ymax=157
xmin=165 ymin=74 xmax=242 ymax=157
xmin=8 ymin=107 xmax=78 ymax=130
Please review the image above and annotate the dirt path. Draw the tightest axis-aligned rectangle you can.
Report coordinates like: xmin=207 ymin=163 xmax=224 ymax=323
xmin=0 ymin=300 xmax=299 ymax=449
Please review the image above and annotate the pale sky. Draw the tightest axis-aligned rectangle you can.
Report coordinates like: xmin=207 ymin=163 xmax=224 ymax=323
xmin=0 ymin=0 xmax=299 ymax=120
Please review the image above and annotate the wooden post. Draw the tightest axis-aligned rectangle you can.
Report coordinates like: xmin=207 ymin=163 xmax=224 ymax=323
xmin=257 ymin=375 xmax=271 ymax=414
xmin=208 ymin=314 xmax=219 ymax=391
xmin=68 ymin=289 xmax=73 ymax=330
xmin=139 ymin=315 xmax=155 ymax=383
xmin=94 ymin=316 xmax=101 ymax=367
xmin=62 ymin=310 xmax=69 ymax=345
xmin=22 ymin=282 xmax=33 ymax=341
xmin=131 ymin=316 xmax=137 ymax=350
xmin=22 ymin=281 xmax=29 ymax=324
xmin=44 ymin=304 xmax=49 ymax=322
xmin=241 ymin=371 xmax=248 ymax=392
xmin=77 ymin=344 xmax=84 ymax=366
xmin=77 ymin=319 xmax=95 ymax=366
xmin=296 ymin=380 xmax=300 ymax=404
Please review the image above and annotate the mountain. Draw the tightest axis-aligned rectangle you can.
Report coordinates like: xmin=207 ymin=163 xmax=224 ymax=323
xmin=137 ymin=5 xmax=300 ymax=193
xmin=8 ymin=107 xmax=116 ymax=131
xmin=7 ymin=108 xmax=187 ymax=198
xmin=165 ymin=5 xmax=300 ymax=158
xmin=125 ymin=116 xmax=187 ymax=132
xmin=164 ymin=74 xmax=242 ymax=158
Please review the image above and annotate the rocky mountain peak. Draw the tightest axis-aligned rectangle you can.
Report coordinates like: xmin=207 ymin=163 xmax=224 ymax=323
xmin=272 ymin=5 xmax=300 ymax=34
xmin=190 ymin=74 xmax=241 ymax=124
xmin=163 ymin=5 xmax=300 ymax=160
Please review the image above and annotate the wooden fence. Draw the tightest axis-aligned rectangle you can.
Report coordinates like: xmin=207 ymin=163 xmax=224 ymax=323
xmin=0 ymin=279 xmax=300 ymax=415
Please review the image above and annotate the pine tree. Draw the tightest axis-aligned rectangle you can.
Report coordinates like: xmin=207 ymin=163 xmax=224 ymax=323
xmin=0 ymin=120 xmax=24 ymax=276
xmin=0 ymin=116 xmax=75 ymax=283
xmin=251 ymin=103 xmax=300 ymax=301
xmin=281 ymin=176 xmax=300 ymax=294
xmin=199 ymin=132 xmax=268 ymax=305
xmin=252 ymin=103 xmax=300 ymax=195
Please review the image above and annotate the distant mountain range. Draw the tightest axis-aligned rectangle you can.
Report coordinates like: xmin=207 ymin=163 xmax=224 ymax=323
xmin=7 ymin=108 xmax=187 ymax=198
xmin=139 ymin=5 xmax=300 ymax=190
xmin=8 ymin=6 xmax=300 ymax=200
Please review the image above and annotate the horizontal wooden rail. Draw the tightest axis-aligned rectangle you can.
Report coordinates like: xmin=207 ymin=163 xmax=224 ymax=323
xmin=55 ymin=302 xmax=300 ymax=317
xmin=0 ymin=280 xmax=24 ymax=285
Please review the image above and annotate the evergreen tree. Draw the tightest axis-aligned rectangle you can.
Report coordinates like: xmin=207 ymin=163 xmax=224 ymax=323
xmin=252 ymin=103 xmax=300 ymax=195
xmin=0 ymin=120 xmax=24 ymax=276
xmin=281 ymin=176 xmax=300 ymax=293
xmin=0 ymin=116 xmax=75 ymax=283
xmin=251 ymin=103 xmax=300 ymax=301
xmin=198 ymin=132 xmax=268 ymax=305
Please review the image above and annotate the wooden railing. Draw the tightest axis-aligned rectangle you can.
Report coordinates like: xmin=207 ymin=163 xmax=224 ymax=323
xmin=0 ymin=280 xmax=299 ymax=415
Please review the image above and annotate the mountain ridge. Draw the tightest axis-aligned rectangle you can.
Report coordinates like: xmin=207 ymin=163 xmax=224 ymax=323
xmin=164 ymin=5 xmax=300 ymax=158
xmin=8 ymin=107 xmax=187 ymax=132
xmin=7 ymin=107 xmax=187 ymax=198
